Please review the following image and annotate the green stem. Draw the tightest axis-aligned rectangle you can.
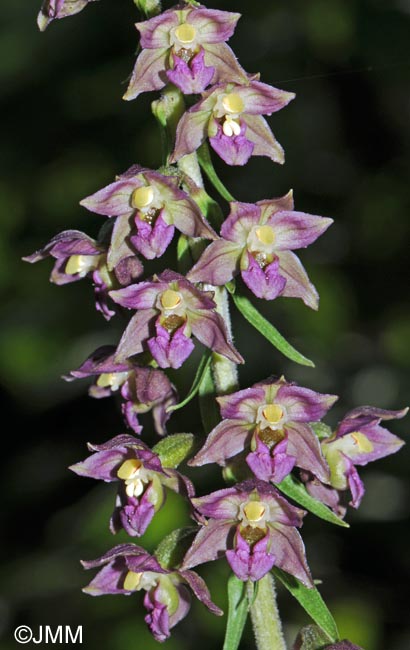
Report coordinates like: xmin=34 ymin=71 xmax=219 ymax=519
xmin=247 ymin=575 xmax=287 ymax=650
xmin=197 ymin=142 xmax=236 ymax=202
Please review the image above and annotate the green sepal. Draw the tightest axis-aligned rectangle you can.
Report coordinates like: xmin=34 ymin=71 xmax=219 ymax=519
xmin=222 ymin=574 xmax=249 ymax=650
xmin=273 ymin=569 xmax=339 ymax=643
xmin=293 ymin=625 xmax=333 ymax=650
xmin=134 ymin=0 xmax=162 ymax=17
xmin=276 ymin=475 xmax=349 ymax=528
xmin=154 ymin=527 xmax=197 ymax=570
xmin=311 ymin=422 xmax=333 ymax=440
xmin=167 ymin=351 xmax=212 ymax=413
xmin=232 ymin=293 xmax=315 ymax=368
xmin=152 ymin=433 xmax=195 ymax=469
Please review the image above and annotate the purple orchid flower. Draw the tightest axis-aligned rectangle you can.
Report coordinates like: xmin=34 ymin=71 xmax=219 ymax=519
xmin=123 ymin=6 xmax=247 ymax=100
xmin=190 ymin=377 xmax=337 ymax=486
xmin=70 ymin=435 xmax=194 ymax=537
xmin=170 ymin=79 xmax=295 ymax=166
xmin=67 ymin=346 xmax=177 ymax=435
xmin=303 ymin=406 xmax=407 ymax=514
xmin=23 ymin=230 xmax=143 ymax=320
xmin=37 ymin=0 xmax=97 ymax=31
xmin=82 ymin=543 xmax=222 ymax=642
xmin=110 ymin=270 xmax=244 ymax=369
xmin=80 ymin=165 xmax=216 ymax=260
xmin=182 ymin=479 xmax=312 ymax=585
xmin=188 ymin=193 xmax=332 ymax=307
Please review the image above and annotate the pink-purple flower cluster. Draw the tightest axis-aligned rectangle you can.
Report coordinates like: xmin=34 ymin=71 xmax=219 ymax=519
xmin=30 ymin=0 xmax=407 ymax=646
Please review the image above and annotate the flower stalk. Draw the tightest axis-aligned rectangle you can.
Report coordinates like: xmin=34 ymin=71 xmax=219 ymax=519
xmin=248 ymin=574 xmax=287 ymax=650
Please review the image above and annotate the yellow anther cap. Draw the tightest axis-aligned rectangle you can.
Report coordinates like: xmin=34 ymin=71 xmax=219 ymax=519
xmin=255 ymin=226 xmax=276 ymax=246
xmin=131 ymin=185 xmax=154 ymax=210
xmin=262 ymin=404 xmax=284 ymax=424
xmin=117 ymin=458 xmax=142 ymax=480
xmin=222 ymin=93 xmax=245 ymax=115
xmin=243 ymin=501 xmax=266 ymax=522
xmin=175 ymin=23 xmax=197 ymax=44
xmin=123 ymin=571 xmax=142 ymax=591
xmin=160 ymin=289 xmax=182 ymax=310
xmin=351 ymin=432 xmax=374 ymax=453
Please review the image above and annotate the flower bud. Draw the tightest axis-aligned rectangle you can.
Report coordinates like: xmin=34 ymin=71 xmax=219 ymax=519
xmin=134 ymin=0 xmax=162 ymax=18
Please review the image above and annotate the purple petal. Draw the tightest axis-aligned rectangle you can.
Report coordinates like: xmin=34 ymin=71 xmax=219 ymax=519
xmin=246 ymin=438 xmax=296 ymax=483
xmin=345 ymin=457 xmax=365 ymax=509
xmin=286 ymin=423 xmax=331 ymax=484
xmin=136 ymin=11 xmax=179 ymax=49
xmin=189 ymin=420 xmax=252 ymax=467
xmin=189 ymin=310 xmax=244 ymax=364
xmin=82 ymin=559 xmax=129 ymax=596
xmin=203 ymin=43 xmax=248 ymax=85
xmin=267 ymin=211 xmax=333 ymax=250
xmin=118 ymin=489 xmax=157 ymax=537
xmin=210 ymin=121 xmax=255 ymax=166
xmin=82 ymin=543 xmax=155 ymax=569
xmin=268 ymin=525 xmax=313 ymax=587
xmin=181 ymin=520 xmax=234 ymax=570
xmin=276 ymin=250 xmax=319 ymax=310
xmin=170 ymin=109 xmax=211 ymax=162
xmin=242 ymin=114 xmax=285 ymax=163
xmin=237 ymin=80 xmax=295 ymax=115
xmin=217 ymin=386 xmax=265 ymax=421
xmin=277 ymin=384 xmax=338 ymax=422
xmin=110 ymin=280 xmax=164 ymax=309
xmin=123 ymin=48 xmax=169 ymax=101
xmin=69 ymin=346 xmax=128 ymax=378
xmin=23 ymin=230 xmax=100 ymax=263
xmin=167 ymin=49 xmax=215 ymax=95
xmin=180 ymin=570 xmax=223 ymax=616
xmin=131 ymin=213 xmax=175 ymax=259
xmin=192 ymin=486 xmax=245 ymax=520
xmin=226 ymin=530 xmax=276 ymax=581
xmin=144 ymin=591 xmax=170 ymax=642
xmin=115 ymin=310 xmax=156 ymax=361
xmin=148 ymin=322 xmax=195 ymax=369
xmin=69 ymin=448 xmax=128 ymax=481
xmin=189 ymin=8 xmax=241 ymax=43
xmin=220 ymin=202 xmax=261 ymax=244
xmin=187 ymin=239 xmax=242 ymax=286
xmin=303 ymin=475 xmax=345 ymax=517
xmin=80 ymin=178 xmax=140 ymax=216
xmin=241 ymin=253 xmax=287 ymax=300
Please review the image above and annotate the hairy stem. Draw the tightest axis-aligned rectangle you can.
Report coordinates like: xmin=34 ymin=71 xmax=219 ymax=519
xmin=247 ymin=574 xmax=287 ymax=650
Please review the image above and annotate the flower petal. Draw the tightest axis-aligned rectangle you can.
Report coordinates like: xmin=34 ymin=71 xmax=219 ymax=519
xmin=268 ymin=211 xmax=333 ymax=250
xmin=189 ymin=420 xmax=252 ymax=467
xmin=268 ymin=525 xmax=313 ymax=587
xmin=286 ymin=423 xmax=331 ymax=484
xmin=181 ymin=520 xmax=234 ymax=569
xmin=277 ymin=384 xmax=338 ymax=422
xmin=180 ymin=570 xmax=223 ymax=616
xmin=242 ymin=114 xmax=285 ymax=163
xmin=123 ymin=48 xmax=169 ymax=101
xmin=136 ymin=11 xmax=178 ymax=49
xmin=276 ymin=250 xmax=319 ymax=310
xmin=189 ymin=309 xmax=244 ymax=364
xmin=189 ymin=8 xmax=241 ymax=44
xmin=237 ymin=80 xmax=295 ymax=115
xmin=171 ymin=109 xmax=211 ymax=162
xmin=115 ymin=310 xmax=156 ymax=361
xmin=187 ymin=240 xmax=242 ymax=285
xmin=217 ymin=386 xmax=265 ymax=421
xmin=241 ymin=254 xmax=287 ymax=300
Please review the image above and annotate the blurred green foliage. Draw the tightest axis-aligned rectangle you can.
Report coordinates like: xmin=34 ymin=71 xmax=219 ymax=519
xmin=1 ymin=1 xmax=409 ymax=649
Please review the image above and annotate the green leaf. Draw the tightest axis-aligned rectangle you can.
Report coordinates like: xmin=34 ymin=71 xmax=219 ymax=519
xmin=152 ymin=433 xmax=195 ymax=469
xmin=167 ymin=352 xmax=212 ymax=414
xmin=198 ymin=362 xmax=219 ymax=434
xmin=232 ymin=293 xmax=315 ymax=367
xmin=276 ymin=475 xmax=349 ymax=528
xmin=197 ymin=142 xmax=236 ymax=202
xmin=222 ymin=574 xmax=249 ymax=650
xmin=273 ymin=569 xmax=339 ymax=643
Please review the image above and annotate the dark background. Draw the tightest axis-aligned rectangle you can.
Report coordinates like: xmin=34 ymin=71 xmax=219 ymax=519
xmin=1 ymin=1 xmax=409 ymax=648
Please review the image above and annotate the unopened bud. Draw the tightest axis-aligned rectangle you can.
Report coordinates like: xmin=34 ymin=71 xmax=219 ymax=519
xmin=134 ymin=0 xmax=162 ymax=18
